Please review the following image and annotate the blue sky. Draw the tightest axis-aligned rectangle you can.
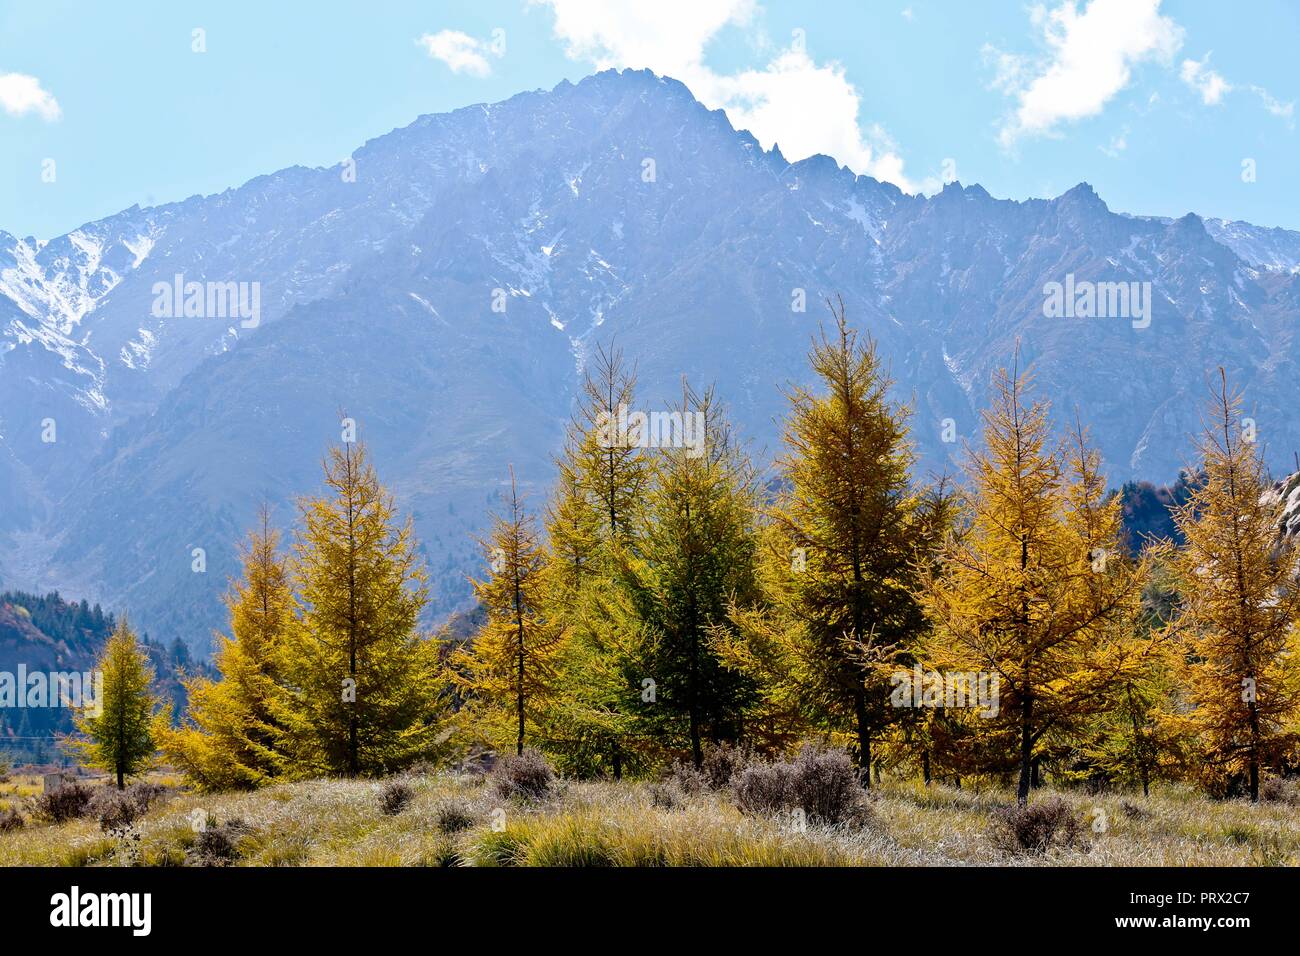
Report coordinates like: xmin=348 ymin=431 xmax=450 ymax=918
xmin=2 ymin=0 xmax=1297 ymax=239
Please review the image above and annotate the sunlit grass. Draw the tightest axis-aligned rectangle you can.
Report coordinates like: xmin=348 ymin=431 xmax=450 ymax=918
xmin=0 ymin=770 xmax=1294 ymax=867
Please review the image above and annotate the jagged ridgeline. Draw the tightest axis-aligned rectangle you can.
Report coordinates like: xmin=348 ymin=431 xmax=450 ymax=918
xmin=5 ymin=69 xmax=1300 ymax=655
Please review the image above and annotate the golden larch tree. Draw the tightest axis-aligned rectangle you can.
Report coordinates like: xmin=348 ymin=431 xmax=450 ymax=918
xmin=161 ymin=506 xmax=297 ymax=791
xmin=458 ymin=468 xmax=565 ymax=756
xmin=1163 ymin=370 xmax=1300 ymax=801
xmin=278 ymin=440 xmax=448 ymax=777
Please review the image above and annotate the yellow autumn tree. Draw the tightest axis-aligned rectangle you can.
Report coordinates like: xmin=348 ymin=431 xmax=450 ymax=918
xmin=161 ymin=507 xmax=296 ymax=792
xmin=919 ymin=362 xmax=1149 ymax=803
xmin=719 ymin=299 xmax=934 ymax=782
xmin=1162 ymin=370 xmax=1300 ymax=801
xmin=278 ymin=440 xmax=450 ymax=777
xmin=457 ymin=468 xmax=565 ymax=756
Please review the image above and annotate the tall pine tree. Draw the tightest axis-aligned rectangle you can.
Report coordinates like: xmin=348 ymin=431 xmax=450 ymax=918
xmin=161 ymin=507 xmax=296 ymax=791
xmin=920 ymin=363 xmax=1149 ymax=803
xmin=279 ymin=440 xmax=448 ymax=777
xmin=541 ymin=341 xmax=648 ymax=776
xmin=1162 ymin=370 xmax=1300 ymax=801
xmin=69 ymin=619 xmax=165 ymax=789
xmin=618 ymin=382 xmax=759 ymax=768
xmin=457 ymin=468 xmax=565 ymax=756
xmin=720 ymin=300 xmax=933 ymax=783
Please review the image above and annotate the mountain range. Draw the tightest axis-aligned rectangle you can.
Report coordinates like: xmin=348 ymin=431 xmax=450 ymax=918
xmin=4 ymin=67 xmax=1300 ymax=655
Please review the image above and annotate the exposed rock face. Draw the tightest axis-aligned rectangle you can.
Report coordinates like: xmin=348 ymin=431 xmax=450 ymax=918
xmin=4 ymin=69 xmax=1300 ymax=652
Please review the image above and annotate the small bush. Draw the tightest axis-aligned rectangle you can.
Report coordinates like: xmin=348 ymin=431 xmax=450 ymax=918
xmin=32 ymin=781 xmax=93 ymax=823
xmin=668 ymin=761 xmax=706 ymax=795
xmin=89 ymin=788 xmax=139 ymax=831
xmin=734 ymin=746 xmax=866 ymax=825
xmin=186 ymin=818 xmax=250 ymax=867
xmin=379 ymin=780 xmax=414 ymax=816
xmin=434 ymin=800 xmax=477 ymax=834
xmin=1120 ymin=799 xmax=1150 ymax=820
xmin=0 ymin=807 xmax=24 ymax=832
xmin=126 ymin=782 xmax=168 ymax=810
xmin=990 ymin=797 xmax=1088 ymax=854
xmin=700 ymin=742 xmax=752 ymax=790
xmin=491 ymin=750 xmax=554 ymax=802
xmin=649 ymin=782 xmax=682 ymax=811
xmin=788 ymin=746 xmax=862 ymax=825
xmin=89 ymin=781 xmax=171 ymax=831
xmin=734 ymin=762 xmax=791 ymax=816
xmin=1260 ymin=777 xmax=1300 ymax=806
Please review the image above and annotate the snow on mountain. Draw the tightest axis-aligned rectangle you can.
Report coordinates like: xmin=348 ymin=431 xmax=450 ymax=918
xmin=1204 ymin=218 xmax=1300 ymax=274
xmin=2 ymin=68 xmax=1299 ymax=654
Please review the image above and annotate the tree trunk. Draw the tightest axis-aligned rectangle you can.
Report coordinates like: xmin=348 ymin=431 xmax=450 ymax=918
xmin=1248 ymin=694 xmax=1261 ymax=803
xmin=116 ymin=765 xmax=124 ymax=790
xmin=922 ymin=749 xmax=932 ymax=787
xmin=516 ymin=635 xmax=525 ymax=758
xmin=854 ymin=689 xmax=872 ymax=789
xmin=1016 ymin=694 xmax=1033 ymax=805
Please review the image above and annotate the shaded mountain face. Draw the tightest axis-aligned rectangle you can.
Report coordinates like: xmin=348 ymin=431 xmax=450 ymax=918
xmin=3 ymin=68 xmax=1300 ymax=654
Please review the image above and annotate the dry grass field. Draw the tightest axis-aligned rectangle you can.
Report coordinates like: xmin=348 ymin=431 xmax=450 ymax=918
xmin=0 ymin=769 xmax=1295 ymax=867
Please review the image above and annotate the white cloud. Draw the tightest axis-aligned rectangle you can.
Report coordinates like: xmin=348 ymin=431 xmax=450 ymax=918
xmin=534 ymin=0 xmax=917 ymax=191
xmin=1180 ymin=54 xmax=1231 ymax=105
xmin=1180 ymin=52 xmax=1293 ymax=122
xmin=418 ymin=30 xmax=494 ymax=77
xmin=1099 ymin=128 xmax=1128 ymax=158
xmin=990 ymin=0 xmax=1183 ymax=147
xmin=0 ymin=72 xmax=61 ymax=121
xmin=1249 ymin=85 xmax=1294 ymax=121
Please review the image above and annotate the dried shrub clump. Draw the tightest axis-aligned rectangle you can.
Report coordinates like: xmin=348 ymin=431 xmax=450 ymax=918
xmin=379 ymin=780 xmax=414 ymax=816
xmin=990 ymin=797 xmax=1088 ymax=854
xmin=668 ymin=761 xmax=706 ymax=795
xmin=1260 ymin=777 xmax=1300 ymax=806
xmin=700 ymin=742 xmax=753 ymax=790
xmin=89 ymin=782 xmax=171 ymax=831
xmin=32 ymin=781 xmax=93 ymax=824
xmin=186 ymin=818 xmax=251 ymax=867
xmin=491 ymin=750 xmax=555 ymax=802
xmin=734 ymin=746 xmax=867 ymax=826
xmin=734 ymin=763 xmax=791 ymax=816
xmin=434 ymin=800 xmax=478 ymax=834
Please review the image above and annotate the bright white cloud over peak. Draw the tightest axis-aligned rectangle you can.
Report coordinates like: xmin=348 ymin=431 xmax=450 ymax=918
xmin=536 ymin=0 xmax=917 ymax=192
xmin=0 ymin=72 xmax=61 ymax=121
xmin=418 ymin=30 xmax=495 ymax=77
xmin=990 ymin=0 xmax=1183 ymax=148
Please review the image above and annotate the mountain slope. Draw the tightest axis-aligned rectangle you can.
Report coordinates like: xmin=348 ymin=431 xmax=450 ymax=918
xmin=3 ymin=68 xmax=1300 ymax=653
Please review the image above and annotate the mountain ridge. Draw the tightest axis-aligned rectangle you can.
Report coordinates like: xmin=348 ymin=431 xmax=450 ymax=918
xmin=4 ymin=67 xmax=1300 ymax=654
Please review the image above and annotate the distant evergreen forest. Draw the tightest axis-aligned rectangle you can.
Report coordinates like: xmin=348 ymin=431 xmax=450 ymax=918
xmin=0 ymin=589 xmax=202 ymax=766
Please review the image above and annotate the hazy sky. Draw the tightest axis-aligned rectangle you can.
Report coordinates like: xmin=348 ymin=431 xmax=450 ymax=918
xmin=2 ymin=0 xmax=1297 ymax=238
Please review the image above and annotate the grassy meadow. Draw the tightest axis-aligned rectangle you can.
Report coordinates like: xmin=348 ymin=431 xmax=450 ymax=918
xmin=1 ymin=768 xmax=1295 ymax=867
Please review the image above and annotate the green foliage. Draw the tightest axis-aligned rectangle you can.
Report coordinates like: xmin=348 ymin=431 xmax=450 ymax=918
xmin=615 ymin=382 xmax=761 ymax=768
xmin=276 ymin=441 xmax=451 ymax=778
xmin=67 ymin=620 xmax=167 ymax=788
